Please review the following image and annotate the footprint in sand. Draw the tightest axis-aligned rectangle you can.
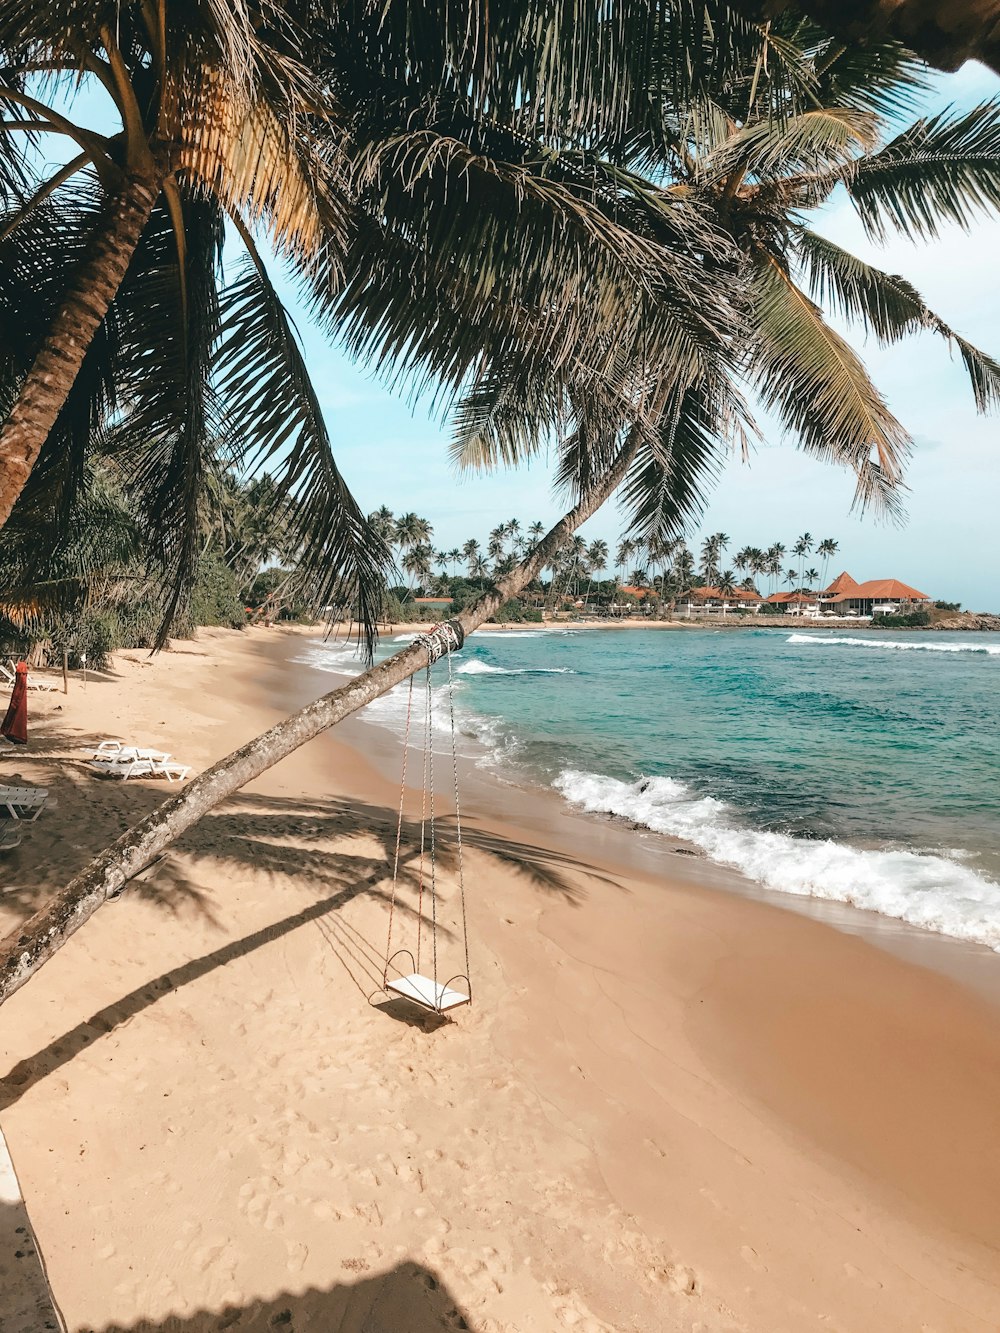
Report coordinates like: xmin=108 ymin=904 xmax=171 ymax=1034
xmin=286 ymin=1240 xmax=309 ymax=1273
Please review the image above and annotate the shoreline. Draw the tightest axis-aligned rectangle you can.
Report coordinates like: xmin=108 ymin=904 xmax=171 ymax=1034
xmin=365 ymin=616 xmax=1000 ymax=634
xmin=1 ymin=625 xmax=999 ymax=1331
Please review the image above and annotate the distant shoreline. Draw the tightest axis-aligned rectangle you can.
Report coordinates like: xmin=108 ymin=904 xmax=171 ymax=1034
xmin=366 ymin=613 xmax=1000 ymax=635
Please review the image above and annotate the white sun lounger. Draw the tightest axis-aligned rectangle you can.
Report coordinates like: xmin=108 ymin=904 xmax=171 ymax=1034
xmin=385 ymin=973 xmax=471 ymax=1013
xmin=0 ymin=786 xmax=49 ymax=821
xmin=151 ymin=759 xmax=190 ymax=783
xmin=0 ymin=663 xmax=56 ymax=692
xmin=87 ymin=758 xmax=155 ymax=780
xmin=84 ymin=744 xmax=168 ymax=764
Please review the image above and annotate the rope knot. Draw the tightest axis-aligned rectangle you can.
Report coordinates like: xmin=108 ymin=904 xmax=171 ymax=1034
xmin=416 ymin=620 xmax=465 ymax=664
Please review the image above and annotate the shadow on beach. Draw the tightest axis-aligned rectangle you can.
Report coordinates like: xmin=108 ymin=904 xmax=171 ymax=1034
xmin=0 ymin=755 xmax=622 ymax=1112
xmin=34 ymin=1258 xmax=479 ymax=1332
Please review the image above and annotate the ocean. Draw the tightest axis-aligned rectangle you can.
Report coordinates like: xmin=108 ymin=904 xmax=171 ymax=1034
xmin=299 ymin=626 xmax=1000 ymax=951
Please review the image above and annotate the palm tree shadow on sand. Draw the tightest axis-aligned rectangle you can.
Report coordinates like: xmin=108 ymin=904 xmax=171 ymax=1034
xmin=0 ymin=787 xmax=625 ymax=1111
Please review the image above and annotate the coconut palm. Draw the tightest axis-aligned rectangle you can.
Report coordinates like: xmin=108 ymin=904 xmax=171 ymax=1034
xmin=10 ymin=20 xmax=1000 ymax=1007
xmin=461 ymin=538 xmax=480 ymax=573
xmin=816 ymin=537 xmax=839 ymax=591
xmin=527 ymin=521 xmax=546 ymax=548
xmin=0 ymin=3 xmax=399 ymax=637
xmin=804 ymin=567 xmax=820 ymax=589
xmin=793 ymin=533 xmax=814 ymax=589
xmin=786 ymin=567 xmax=800 ymax=588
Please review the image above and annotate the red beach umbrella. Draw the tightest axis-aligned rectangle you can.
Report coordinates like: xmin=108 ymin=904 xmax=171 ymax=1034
xmin=0 ymin=661 xmax=28 ymax=746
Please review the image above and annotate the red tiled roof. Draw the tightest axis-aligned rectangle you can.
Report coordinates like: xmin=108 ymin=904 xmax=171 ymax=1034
xmin=620 ymin=585 xmax=650 ymax=598
xmin=826 ymin=581 xmax=938 ymax=607
xmin=822 ymin=570 xmax=861 ymax=597
xmin=847 ymin=579 xmax=930 ymax=601
xmin=688 ymin=586 xmax=761 ymax=602
xmin=767 ymin=591 xmax=818 ymax=604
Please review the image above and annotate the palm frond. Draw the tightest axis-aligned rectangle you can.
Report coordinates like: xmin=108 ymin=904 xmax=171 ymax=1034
xmin=749 ymin=251 xmax=910 ymax=513
xmin=619 ymin=376 xmax=755 ymax=544
xmin=707 ymin=107 xmax=879 ymax=182
xmin=846 ymin=99 xmax=1000 ymax=240
xmin=796 ymin=228 xmax=1000 ymax=410
xmin=215 ymin=249 xmax=390 ymax=657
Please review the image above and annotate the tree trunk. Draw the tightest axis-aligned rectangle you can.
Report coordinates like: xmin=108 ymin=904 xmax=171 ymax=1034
xmin=0 ymin=437 xmax=640 ymax=1006
xmin=0 ymin=172 xmax=162 ymax=528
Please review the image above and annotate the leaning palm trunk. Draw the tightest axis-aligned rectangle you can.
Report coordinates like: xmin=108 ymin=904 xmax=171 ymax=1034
xmin=0 ymin=171 xmax=162 ymax=528
xmin=0 ymin=436 xmax=639 ymax=1006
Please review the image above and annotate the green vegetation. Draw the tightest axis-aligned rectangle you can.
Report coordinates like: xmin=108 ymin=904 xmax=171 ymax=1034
xmin=878 ymin=610 xmax=932 ymax=627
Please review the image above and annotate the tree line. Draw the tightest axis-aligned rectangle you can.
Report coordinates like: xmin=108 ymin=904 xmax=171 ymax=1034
xmin=369 ymin=510 xmax=841 ymax=609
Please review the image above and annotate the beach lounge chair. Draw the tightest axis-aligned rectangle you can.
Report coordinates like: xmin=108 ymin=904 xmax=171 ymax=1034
xmin=0 ymin=785 xmax=49 ymax=820
xmin=149 ymin=757 xmax=190 ymax=782
xmin=85 ymin=744 xmax=168 ymax=764
xmin=0 ymin=663 xmax=56 ymax=692
xmin=87 ymin=757 xmax=155 ymax=780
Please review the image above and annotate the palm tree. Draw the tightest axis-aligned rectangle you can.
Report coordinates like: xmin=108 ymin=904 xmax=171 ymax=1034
xmin=461 ymin=538 xmax=481 ymax=574
xmin=816 ymin=538 xmax=840 ymax=592
xmin=717 ymin=568 xmax=737 ymax=615
xmin=402 ymin=543 xmax=434 ymax=589
xmin=615 ymin=538 xmax=637 ymax=584
xmin=10 ymin=22 xmax=1000 ymax=1006
xmin=804 ymin=567 xmax=820 ymax=589
xmin=767 ymin=544 xmax=786 ymax=597
xmin=469 ymin=554 xmax=490 ymax=582
xmin=0 ymin=6 xmax=401 ymax=641
xmin=794 ymin=533 xmax=814 ymax=591
xmin=584 ymin=539 xmax=609 ymax=604
xmin=528 ymin=521 xmax=546 ymax=548
xmin=786 ymin=568 xmax=800 ymax=589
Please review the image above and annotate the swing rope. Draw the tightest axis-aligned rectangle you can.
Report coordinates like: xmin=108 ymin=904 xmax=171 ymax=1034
xmin=381 ymin=621 xmax=472 ymax=1013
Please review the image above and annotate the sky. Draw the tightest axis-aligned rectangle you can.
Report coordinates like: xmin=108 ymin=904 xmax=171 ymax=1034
xmin=43 ymin=56 xmax=1000 ymax=609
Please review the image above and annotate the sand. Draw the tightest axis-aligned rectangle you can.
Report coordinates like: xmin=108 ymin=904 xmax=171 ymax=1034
xmin=0 ymin=625 xmax=999 ymax=1332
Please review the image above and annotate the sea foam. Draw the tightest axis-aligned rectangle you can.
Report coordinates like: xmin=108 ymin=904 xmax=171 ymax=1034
xmin=787 ymin=633 xmax=1000 ymax=655
xmin=554 ymin=770 xmax=1000 ymax=950
xmin=455 ymin=661 xmax=574 ymax=676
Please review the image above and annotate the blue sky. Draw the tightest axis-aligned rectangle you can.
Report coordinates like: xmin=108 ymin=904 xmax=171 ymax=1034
xmin=46 ymin=59 xmax=1000 ymax=608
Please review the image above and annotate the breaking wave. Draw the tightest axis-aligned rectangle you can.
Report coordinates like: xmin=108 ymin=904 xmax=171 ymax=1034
xmin=554 ymin=770 xmax=1000 ymax=950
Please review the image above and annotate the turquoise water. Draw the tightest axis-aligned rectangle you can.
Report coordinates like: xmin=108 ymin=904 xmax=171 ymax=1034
xmin=304 ymin=627 xmax=1000 ymax=949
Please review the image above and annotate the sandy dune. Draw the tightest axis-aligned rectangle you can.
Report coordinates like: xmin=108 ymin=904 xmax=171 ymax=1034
xmin=0 ymin=626 xmax=998 ymax=1331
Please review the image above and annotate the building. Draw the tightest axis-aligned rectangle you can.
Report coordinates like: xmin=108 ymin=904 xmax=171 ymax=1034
xmin=819 ymin=572 xmax=931 ymax=617
xmin=412 ymin=596 xmax=453 ymax=613
xmin=764 ymin=590 xmax=822 ymax=616
xmin=681 ymin=586 xmax=763 ymax=614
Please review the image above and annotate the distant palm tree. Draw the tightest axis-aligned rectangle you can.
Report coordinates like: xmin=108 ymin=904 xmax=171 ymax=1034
xmin=584 ymin=539 xmax=609 ymax=604
xmin=804 ymin=567 xmax=820 ymax=589
xmin=402 ymin=542 xmax=434 ymax=589
xmin=470 ymin=554 xmax=490 ymax=581
xmin=793 ymin=532 xmax=814 ymax=589
xmin=785 ymin=567 xmax=800 ymax=589
xmin=461 ymin=538 xmax=481 ymax=574
xmin=767 ymin=543 xmax=786 ymax=596
xmin=615 ymin=538 xmax=637 ymax=584
xmin=528 ymin=521 xmax=546 ymax=548
xmin=816 ymin=537 xmax=839 ymax=592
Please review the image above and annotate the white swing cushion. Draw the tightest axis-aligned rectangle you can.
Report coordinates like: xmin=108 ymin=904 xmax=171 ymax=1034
xmin=386 ymin=972 xmax=470 ymax=1012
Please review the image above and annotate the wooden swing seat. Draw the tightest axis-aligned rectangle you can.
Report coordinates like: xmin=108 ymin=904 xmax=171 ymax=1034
xmin=386 ymin=972 xmax=471 ymax=1013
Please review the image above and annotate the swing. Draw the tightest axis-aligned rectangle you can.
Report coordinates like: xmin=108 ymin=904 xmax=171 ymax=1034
xmin=381 ymin=622 xmax=472 ymax=1015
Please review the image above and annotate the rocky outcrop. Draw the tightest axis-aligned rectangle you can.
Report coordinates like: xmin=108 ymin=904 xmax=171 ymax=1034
xmin=930 ymin=613 xmax=1000 ymax=631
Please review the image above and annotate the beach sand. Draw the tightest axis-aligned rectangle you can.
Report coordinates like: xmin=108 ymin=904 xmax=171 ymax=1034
xmin=1 ymin=625 xmax=999 ymax=1332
